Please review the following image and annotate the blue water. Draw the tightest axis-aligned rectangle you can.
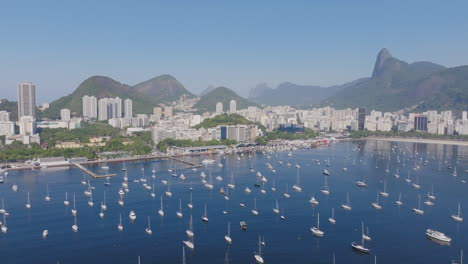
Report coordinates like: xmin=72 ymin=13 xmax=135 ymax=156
xmin=0 ymin=140 xmax=467 ymax=263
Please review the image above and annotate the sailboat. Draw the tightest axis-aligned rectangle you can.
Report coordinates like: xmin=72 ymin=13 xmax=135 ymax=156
xmin=280 ymin=208 xmax=285 ymax=220
xmin=379 ymin=180 xmax=389 ymax=197
xmin=271 ymin=179 xmax=276 ymax=192
xmin=45 ymin=184 xmax=51 ymax=201
xmin=405 ymin=172 xmax=411 ymax=183
xmin=254 ymin=236 xmax=264 ymax=264
xmin=362 ymin=222 xmax=371 ymax=241
xmin=395 ymin=192 xmax=403 ymax=206
xmin=84 ymin=180 xmax=92 ymax=196
xmin=88 ymin=191 xmax=94 ymax=207
xmin=412 ymin=194 xmax=424 ymax=215
xmin=64 ymin=192 xmax=70 ymax=206
xmin=202 ymin=203 xmax=209 ymax=222
xmin=351 ymin=227 xmax=370 ymax=254
xmin=72 ymin=214 xmax=78 ymax=232
xmin=452 ymin=166 xmax=458 ymax=177
xmin=394 ymin=167 xmax=400 ymax=178
xmin=71 ymin=193 xmax=77 ymax=216
xmin=341 ymin=192 xmax=352 ymax=211
xmin=158 ymin=196 xmax=164 ymax=216
xmin=292 ymin=167 xmax=302 ymax=192
xmin=321 ymin=176 xmax=330 ymax=195
xmin=451 ymin=202 xmax=463 ymax=222
xmin=101 ymin=192 xmax=107 ymax=211
xmin=176 ymin=199 xmax=183 ymax=218
xmin=117 ymin=213 xmax=123 ymax=231
xmin=428 ymin=185 xmax=436 ymax=200
xmin=183 ymin=235 xmax=195 ymax=250
xmin=0 ymin=199 xmax=5 ymax=214
xmin=26 ymin=192 xmax=31 ymax=208
xmin=412 ymin=175 xmax=421 ymax=189
xmin=99 ymin=203 xmax=104 ymax=218
xmin=145 ymin=216 xmax=152 ymax=235
xmin=273 ymin=200 xmax=279 ymax=214
xmin=251 ymin=198 xmax=259 ymax=215
xmin=81 ymin=175 xmax=86 ymax=185
xmin=187 ymin=192 xmax=193 ymax=209
xmin=283 ymin=184 xmax=291 ymax=198
xmin=356 ymin=178 xmax=367 ymax=188
xmin=328 ymin=208 xmax=336 ymax=224
xmin=311 ymin=213 xmax=324 ymax=237
xmin=372 ymin=193 xmax=382 ymax=210
xmin=186 ymin=215 xmax=194 ymax=237
xmin=165 ymin=181 xmax=172 ymax=197
xmin=224 ymin=222 xmax=232 ymax=244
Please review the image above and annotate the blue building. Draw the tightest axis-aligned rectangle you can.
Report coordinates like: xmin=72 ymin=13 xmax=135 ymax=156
xmin=278 ymin=124 xmax=304 ymax=133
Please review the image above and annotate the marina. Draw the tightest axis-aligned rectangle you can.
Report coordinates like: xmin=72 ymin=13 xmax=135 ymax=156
xmin=0 ymin=139 xmax=467 ymax=263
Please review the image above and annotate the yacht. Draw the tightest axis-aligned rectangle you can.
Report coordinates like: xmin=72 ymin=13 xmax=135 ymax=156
xmin=254 ymin=236 xmax=264 ymax=264
xmin=202 ymin=204 xmax=209 ymax=222
xmin=451 ymin=202 xmax=463 ymax=222
xmin=224 ymin=222 xmax=232 ymax=244
xmin=26 ymin=192 xmax=31 ymax=209
xmin=88 ymin=192 xmax=94 ymax=207
xmin=425 ymin=229 xmax=451 ymax=243
xmin=158 ymin=196 xmax=164 ymax=216
xmin=42 ymin=229 xmax=48 ymax=239
xmin=341 ymin=192 xmax=352 ymax=211
xmin=310 ymin=213 xmax=324 ymax=237
xmin=412 ymin=195 xmax=424 ymax=215
xmin=356 ymin=180 xmax=367 ymax=188
xmin=309 ymin=196 xmax=319 ymax=206
xmin=328 ymin=208 xmax=336 ymax=224
xmin=145 ymin=216 xmax=152 ymax=235
xmin=372 ymin=193 xmax=382 ymax=210
xmin=183 ymin=236 xmax=195 ymax=250
xmin=118 ymin=198 xmax=124 ymax=207
xmin=351 ymin=238 xmax=370 ymax=254
xmin=117 ymin=214 xmax=123 ymax=231
xmin=129 ymin=211 xmax=137 ymax=221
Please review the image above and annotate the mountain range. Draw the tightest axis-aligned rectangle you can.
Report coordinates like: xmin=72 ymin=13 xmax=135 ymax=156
xmin=251 ymin=48 xmax=468 ymax=112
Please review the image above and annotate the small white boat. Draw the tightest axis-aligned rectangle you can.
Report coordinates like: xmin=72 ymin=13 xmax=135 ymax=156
xmin=71 ymin=193 xmax=77 ymax=216
xmin=158 ymin=196 xmax=165 ymax=216
xmin=273 ymin=200 xmax=280 ymax=214
xmin=64 ymin=192 xmax=70 ymax=206
xmin=251 ymin=198 xmax=259 ymax=215
xmin=245 ymin=187 xmax=252 ymax=194
xmin=395 ymin=192 xmax=403 ymax=206
xmin=12 ymin=184 xmax=18 ymax=192
xmin=362 ymin=222 xmax=371 ymax=241
xmin=187 ymin=192 xmax=193 ymax=209
xmin=118 ymin=198 xmax=124 ymax=207
xmin=129 ymin=211 xmax=137 ymax=221
xmin=224 ymin=222 xmax=232 ymax=244
xmin=356 ymin=180 xmax=367 ymax=188
xmin=426 ymin=229 xmax=451 ymax=243
xmin=42 ymin=229 xmax=48 ymax=238
xmin=26 ymin=192 xmax=31 ymax=209
xmin=283 ymin=184 xmax=291 ymax=198
xmin=254 ymin=236 xmax=264 ymax=264
xmin=202 ymin=204 xmax=209 ymax=222
xmin=372 ymin=193 xmax=382 ymax=210
xmin=310 ymin=213 xmax=324 ymax=237
xmin=45 ymin=184 xmax=51 ymax=201
xmin=186 ymin=215 xmax=194 ymax=237
xmin=451 ymin=202 xmax=463 ymax=222
xmin=379 ymin=181 xmax=389 ymax=197
xmin=176 ymin=199 xmax=183 ymax=218
xmin=145 ymin=216 xmax=152 ymax=235
xmin=72 ymin=215 xmax=78 ymax=232
xmin=309 ymin=196 xmax=319 ymax=206
xmin=117 ymin=214 xmax=123 ymax=231
xmin=183 ymin=237 xmax=195 ymax=250
xmin=341 ymin=193 xmax=352 ymax=211
xmin=412 ymin=195 xmax=424 ymax=215
xmin=328 ymin=208 xmax=336 ymax=224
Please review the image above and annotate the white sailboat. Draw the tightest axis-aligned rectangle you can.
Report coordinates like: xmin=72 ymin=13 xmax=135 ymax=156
xmin=451 ymin=202 xmax=463 ymax=222
xmin=129 ymin=210 xmax=137 ymax=221
xmin=45 ymin=184 xmax=51 ymax=201
xmin=428 ymin=185 xmax=436 ymax=200
xmin=99 ymin=202 xmax=104 ymax=218
xmin=72 ymin=214 xmax=78 ymax=232
xmin=379 ymin=180 xmax=389 ymax=197
xmin=254 ymin=236 xmax=264 ymax=264
xmin=251 ymin=198 xmax=259 ymax=215
xmin=117 ymin=213 xmax=123 ymax=231
xmin=395 ymin=192 xmax=403 ymax=206
xmin=0 ymin=199 xmax=5 ymax=214
xmin=412 ymin=175 xmax=421 ymax=189
xmin=165 ymin=181 xmax=172 ymax=197
xmin=186 ymin=215 xmax=194 ymax=238
xmin=145 ymin=216 xmax=152 ymax=235
xmin=292 ymin=167 xmax=302 ymax=192
xmin=320 ymin=176 xmax=330 ymax=195
xmin=101 ymin=191 xmax=107 ymax=211
xmin=310 ymin=213 xmax=324 ymax=237
xmin=362 ymin=222 xmax=371 ymax=241
xmin=187 ymin=192 xmax=193 ymax=209
xmin=26 ymin=192 xmax=31 ymax=208
xmin=176 ymin=199 xmax=183 ymax=218
xmin=280 ymin=208 xmax=285 ymax=220
xmin=71 ymin=193 xmax=77 ymax=216
xmin=202 ymin=203 xmax=209 ymax=222
xmin=224 ymin=221 xmax=232 ymax=244
xmin=412 ymin=194 xmax=424 ymax=215
xmin=309 ymin=195 xmax=319 ymax=206
xmin=88 ymin=191 xmax=94 ymax=207
xmin=351 ymin=228 xmax=370 ymax=254
xmin=271 ymin=179 xmax=276 ymax=192
xmin=1 ymin=214 xmax=7 ymax=233
xmin=283 ymin=184 xmax=290 ymax=198
xmin=273 ymin=200 xmax=279 ymax=214
xmin=341 ymin=192 xmax=352 ymax=211
xmin=64 ymin=192 xmax=70 ymax=206
xmin=328 ymin=208 xmax=336 ymax=224
xmin=183 ymin=236 xmax=195 ymax=250
xmin=372 ymin=193 xmax=382 ymax=210
xmin=158 ymin=196 xmax=165 ymax=216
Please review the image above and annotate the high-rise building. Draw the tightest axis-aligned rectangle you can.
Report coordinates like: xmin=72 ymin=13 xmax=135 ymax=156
xmin=98 ymin=97 xmax=122 ymax=120
xmin=153 ymin=107 xmax=162 ymax=120
xmin=61 ymin=108 xmax=71 ymax=121
xmin=216 ymin=102 xmax=223 ymax=115
xmin=358 ymin=108 xmax=366 ymax=131
xmin=82 ymin=95 xmax=98 ymax=119
xmin=414 ymin=115 xmax=428 ymax=131
xmin=17 ymin=82 xmax=36 ymax=120
xmin=229 ymin=100 xmax=237 ymax=114
xmin=115 ymin=97 xmax=122 ymax=118
xmin=19 ymin=115 xmax=36 ymax=136
xmin=124 ymin=99 xmax=133 ymax=118
xmin=463 ymin=111 xmax=467 ymax=120
xmin=0 ymin=111 xmax=10 ymax=122
xmin=98 ymin=98 xmax=109 ymax=121
xmin=164 ymin=106 xmax=173 ymax=119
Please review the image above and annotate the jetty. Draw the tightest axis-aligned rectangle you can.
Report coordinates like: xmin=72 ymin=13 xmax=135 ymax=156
xmin=74 ymin=163 xmax=117 ymax=179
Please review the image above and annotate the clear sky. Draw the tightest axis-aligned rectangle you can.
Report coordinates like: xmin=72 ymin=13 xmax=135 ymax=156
xmin=1 ymin=0 xmax=467 ymax=103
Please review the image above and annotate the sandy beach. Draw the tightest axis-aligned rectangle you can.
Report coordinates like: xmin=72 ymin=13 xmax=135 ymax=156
xmin=364 ymin=136 xmax=468 ymax=146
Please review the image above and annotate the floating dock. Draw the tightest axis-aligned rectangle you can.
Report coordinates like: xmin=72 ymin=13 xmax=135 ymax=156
xmin=74 ymin=163 xmax=117 ymax=179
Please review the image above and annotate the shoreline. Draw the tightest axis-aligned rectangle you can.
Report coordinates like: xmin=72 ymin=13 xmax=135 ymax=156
xmin=362 ymin=136 xmax=468 ymax=146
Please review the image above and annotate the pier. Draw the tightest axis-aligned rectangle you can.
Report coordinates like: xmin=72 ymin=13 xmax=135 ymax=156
xmin=167 ymin=156 xmax=202 ymax=168
xmin=74 ymin=163 xmax=117 ymax=179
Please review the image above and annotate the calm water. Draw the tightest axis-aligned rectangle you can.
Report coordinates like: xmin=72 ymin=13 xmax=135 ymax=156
xmin=1 ymin=140 xmax=468 ymax=264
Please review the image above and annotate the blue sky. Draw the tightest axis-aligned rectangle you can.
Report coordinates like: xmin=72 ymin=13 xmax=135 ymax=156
xmin=1 ymin=0 xmax=467 ymax=103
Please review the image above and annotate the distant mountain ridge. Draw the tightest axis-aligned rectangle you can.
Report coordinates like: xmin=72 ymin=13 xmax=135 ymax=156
xmin=41 ymin=74 xmax=193 ymax=119
xmin=194 ymin=87 xmax=257 ymax=113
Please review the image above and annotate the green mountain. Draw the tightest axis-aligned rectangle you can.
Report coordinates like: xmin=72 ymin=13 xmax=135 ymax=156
xmin=194 ymin=86 xmax=257 ymax=113
xmin=42 ymin=75 xmax=193 ymax=119
xmin=0 ymin=99 xmax=18 ymax=121
xmin=320 ymin=48 xmax=466 ymax=112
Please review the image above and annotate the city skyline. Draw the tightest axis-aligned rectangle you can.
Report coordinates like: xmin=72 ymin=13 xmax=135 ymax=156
xmin=1 ymin=1 xmax=468 ymax=104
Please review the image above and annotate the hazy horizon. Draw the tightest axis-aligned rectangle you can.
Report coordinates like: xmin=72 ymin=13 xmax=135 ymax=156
xmin=1 ymin=0 xmax=467 ymax=104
